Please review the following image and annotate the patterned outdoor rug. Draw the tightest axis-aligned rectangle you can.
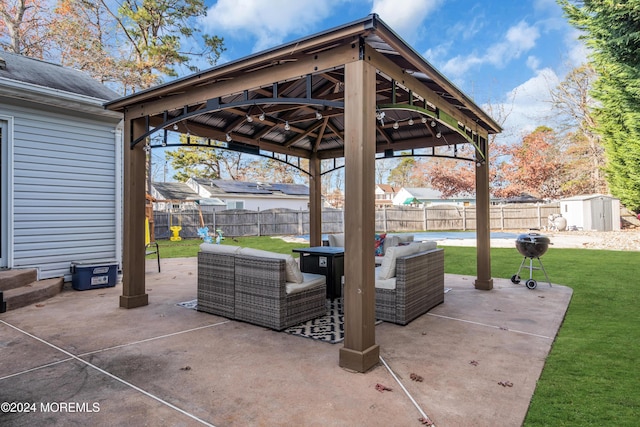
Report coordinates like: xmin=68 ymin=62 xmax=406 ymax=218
xmin=284 ymin=298 xmax=348 ymax=344
xmin=177 ymin=299 xmax=198 ymax=310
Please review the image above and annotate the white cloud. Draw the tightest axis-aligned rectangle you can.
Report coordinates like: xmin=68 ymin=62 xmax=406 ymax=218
xmin=371 ymin=0 xmax=442 ymax=43
xmin=440 ymin=20 xmax=540 ymax=78
xmin=202 ymin=0 xmax=343 ymax=53
xmin=491 ymin=68 xmax=560 ymax=142
xmin=526 ymin=55 xmax=541 ymax=71
xmin=564 ymin=28 xmax=589 ymax=67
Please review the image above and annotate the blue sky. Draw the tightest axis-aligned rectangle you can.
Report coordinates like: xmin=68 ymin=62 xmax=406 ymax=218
xmin=197 ymin=0 xmax=586 ymax=141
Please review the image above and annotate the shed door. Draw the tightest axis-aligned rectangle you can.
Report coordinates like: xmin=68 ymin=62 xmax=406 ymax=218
xmin=0 ymin=120 xmax=7 ymax=267
xmin=590 ymin=197 xmax=612 ymax=231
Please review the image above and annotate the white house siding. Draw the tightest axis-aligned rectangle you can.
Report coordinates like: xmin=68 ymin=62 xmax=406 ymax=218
xmin=228 ymin=197 xmax=308 ymax=211
xmin=6 ymin=100 xmax=121 ymax=280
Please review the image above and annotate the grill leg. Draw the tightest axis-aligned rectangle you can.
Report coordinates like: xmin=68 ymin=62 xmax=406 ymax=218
xmin=515 ymin=257 xmax=527 ymax=276
xmin=535 ymin=257 xmax=552 ymax=287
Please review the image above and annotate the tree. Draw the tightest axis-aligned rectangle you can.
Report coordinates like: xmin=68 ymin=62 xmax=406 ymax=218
xmin=49 ymin=0 xmax=121 ymax=84
xmin=497 ymin=126 xmax=565 ymax=199
xmin=243 ymin=158 xmax=307 ymax=184
xmin=165 ymin=136 xmax=247 ymax=182
xmin=0 ymin=0 xmax=51 ymax=57
xmin=101 ymin=0 xmax=225 ymax=92
xmin=549 ymin=63 xmax=607 ymax=195
xmin=560 ymin=0 xmax=640 ymax=210
xmin=387 ymin=156 xmax=419 ymax=188
xmin=415 ymin=156 xmax=476 ymax=198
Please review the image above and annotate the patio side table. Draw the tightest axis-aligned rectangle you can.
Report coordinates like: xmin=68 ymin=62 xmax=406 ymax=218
xmin=292 ymin=247 xmax=344 ymax=299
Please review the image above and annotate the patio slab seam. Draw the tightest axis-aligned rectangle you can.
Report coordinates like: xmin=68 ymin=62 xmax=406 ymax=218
xmin=425 ymin=313 xmax=555 ymax=340
xmin=0 ymin=318 xmax=231 ymax=382
xmin=0 ymin=318 xmax=218 ymax=426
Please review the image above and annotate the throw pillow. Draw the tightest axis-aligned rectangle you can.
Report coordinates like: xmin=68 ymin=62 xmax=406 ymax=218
xmin=374 ymin=233 xmax=386 ymax=256
xmin=238 ymin=247 xmax=304 ymax=283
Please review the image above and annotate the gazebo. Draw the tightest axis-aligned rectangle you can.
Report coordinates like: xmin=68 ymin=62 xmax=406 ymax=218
xmin=105 ymin=14 xmax=501 ymax=373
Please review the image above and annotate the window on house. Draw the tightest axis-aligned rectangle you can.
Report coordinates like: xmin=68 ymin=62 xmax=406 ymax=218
xmin=227 ymin=201 xmax=244 ymax=210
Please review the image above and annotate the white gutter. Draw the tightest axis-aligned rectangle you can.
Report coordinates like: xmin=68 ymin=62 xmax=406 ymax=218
xmin=0 ymin=76 xmax=122 ymax=119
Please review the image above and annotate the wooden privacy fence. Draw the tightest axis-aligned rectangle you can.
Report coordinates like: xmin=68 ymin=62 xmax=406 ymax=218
xmin=153 ymin=204 xmax=560 ymax=239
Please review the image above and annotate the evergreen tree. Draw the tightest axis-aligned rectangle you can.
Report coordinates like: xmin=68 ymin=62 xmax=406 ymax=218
xmin=560 ymin=0 xmax=640 ymax=210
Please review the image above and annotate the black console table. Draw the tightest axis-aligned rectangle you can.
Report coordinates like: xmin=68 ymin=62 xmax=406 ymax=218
xmin=292 ymin=246 xmax=344 ymax=299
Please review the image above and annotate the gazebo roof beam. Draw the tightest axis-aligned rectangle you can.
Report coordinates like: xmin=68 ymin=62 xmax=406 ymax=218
xmin=284 ymin=120 xmax=325 ymax=148
xmin=119 ymin=43 xmax=358 ymax=118
xmin=364 ymin=45 xmax=489 ymax=135
xmin=369 ymin=25 xmax=501 ymax=133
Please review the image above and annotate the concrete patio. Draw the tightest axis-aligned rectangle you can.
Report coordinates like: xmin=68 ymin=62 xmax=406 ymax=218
xmin=0 ymin=257 xmax=572 ymax=426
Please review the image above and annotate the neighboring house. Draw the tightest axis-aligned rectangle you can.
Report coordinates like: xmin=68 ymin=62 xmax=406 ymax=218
xmin=151 ymin=181 xmax=226 ymax=212
xmin=0 ymin=51 xmax=123 ymax=280
xmin=393 ymin=187 xmax=475 ymax=207
xmin=374 ymin=184 xmax=397 ymax=208
xmin=187 ymin=178 xmax=312 ymax=211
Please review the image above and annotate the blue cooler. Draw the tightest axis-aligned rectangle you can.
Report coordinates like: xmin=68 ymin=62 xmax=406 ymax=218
xmin=71 ymin=260 xmax=118 ymax=290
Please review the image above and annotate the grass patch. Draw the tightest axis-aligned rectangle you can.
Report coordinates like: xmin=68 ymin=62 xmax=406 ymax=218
xmin=443 ymin=246 xmax=640 ymax=426
xmin=153 ymin=237 xmax=639 ymax=424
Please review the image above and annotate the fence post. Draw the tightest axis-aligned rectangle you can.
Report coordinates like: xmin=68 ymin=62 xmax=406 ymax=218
xmin=537 ymin=205 xmax=542 ymax=229
xmin=257 ymin=208 xmax=261 ymax=237
xmin=462 ymin=206 xmax=467 ymax=231
xmin=212 ymin=210 xmax=216 ymax=234
xmin=423 ymin=207 xmax=428 ymax=231
xmin=383 ymin=206 xmax=388 ymax=232
xmin=298 ymin=210 xmax=303 ymax=235
xmin=501 ymin=205 xmax=505 ymax=231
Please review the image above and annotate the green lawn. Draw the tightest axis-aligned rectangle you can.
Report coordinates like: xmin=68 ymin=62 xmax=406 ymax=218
xmin=152 ymin=237 xmax=640 ymax=425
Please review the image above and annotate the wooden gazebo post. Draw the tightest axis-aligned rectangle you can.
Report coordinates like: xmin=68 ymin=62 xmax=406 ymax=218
xmin=120 ymin=116 xmax=149 ymax=308
xmin=308 ymin=153 xmax=322 ymax=247
xmin=474 ymin=139 xmax=493 ymax=290
xmin=339 ymin=56 xmax=380 ymax=372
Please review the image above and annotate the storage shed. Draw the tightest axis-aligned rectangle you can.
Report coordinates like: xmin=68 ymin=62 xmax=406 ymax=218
xmin=559 ymin=194 xmax=620 ymax=231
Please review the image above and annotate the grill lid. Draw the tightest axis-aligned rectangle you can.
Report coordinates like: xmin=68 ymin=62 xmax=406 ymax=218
xmin=516 ymin=233 xmax=550 ymax=245
xmin=515 ymin=232 xmax=551 ymax=258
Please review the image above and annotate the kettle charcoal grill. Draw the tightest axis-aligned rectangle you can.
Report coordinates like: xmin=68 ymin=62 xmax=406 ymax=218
xmin=511 ymin=232 xmax=552 ymax=289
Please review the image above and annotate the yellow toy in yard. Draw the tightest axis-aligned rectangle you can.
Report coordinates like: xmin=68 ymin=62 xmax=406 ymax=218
xmin=169 ymin=209 xmax=182 ymax=241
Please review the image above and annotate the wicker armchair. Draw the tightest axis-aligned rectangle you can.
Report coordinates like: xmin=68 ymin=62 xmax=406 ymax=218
xmin=375 ymin=247 xmax=445 ymax=325
xmin=234 ymin=255 xmax=326 ymax=331
xmin=197 ymin=250 xmax=237 ymax=318
xmin=197 ymin=244 xmax=327 ymax=331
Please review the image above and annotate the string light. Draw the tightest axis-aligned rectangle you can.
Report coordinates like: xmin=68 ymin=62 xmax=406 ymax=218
xmin=284 ymin=121 xmax=290 ymax=131
xmin=225 ymin=133 xmax=232 ymax=142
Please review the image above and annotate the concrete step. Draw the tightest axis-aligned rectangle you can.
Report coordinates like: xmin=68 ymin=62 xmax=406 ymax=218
xmin=2 ymin=278 xmax=64 ymax=311
xmin=0 ymin=269 xmax=38 ymax=291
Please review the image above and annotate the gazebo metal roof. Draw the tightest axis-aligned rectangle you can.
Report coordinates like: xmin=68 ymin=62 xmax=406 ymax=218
xmin=106 ymin=14 xmax=500 ymax=171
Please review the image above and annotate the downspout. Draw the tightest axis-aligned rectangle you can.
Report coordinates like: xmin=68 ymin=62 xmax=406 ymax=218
xmin=115 ymin=121 xmax=124 ymax=281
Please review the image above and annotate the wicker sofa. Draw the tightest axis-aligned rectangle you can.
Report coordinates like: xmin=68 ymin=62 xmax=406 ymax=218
xmin=374 ymin=242 xmax=445 ymax=325
xmin=326 ymin=233 xmax=415 ymax=265
xmin=197 ymin=244 xmax=327 ymax=331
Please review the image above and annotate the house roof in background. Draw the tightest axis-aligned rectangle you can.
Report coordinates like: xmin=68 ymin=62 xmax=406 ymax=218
xmin=376 ymin=184 xmax=397 ymax=193
xmin=402 ymin=187 xmax=474 ymax=200
xmin=193 ymin=179 xmax=310 ymax=198
xmin=402 ymin=187 xmax=444 ymax=200
xmin=0 ymin=50 xmax=119 ymax=101
xmin=152 ymin=182 xmax=200 ymax=201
